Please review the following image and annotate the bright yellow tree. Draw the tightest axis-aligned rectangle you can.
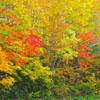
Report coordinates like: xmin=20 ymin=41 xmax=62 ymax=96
xmin=0 ymin=46 xmax=15 ymax=87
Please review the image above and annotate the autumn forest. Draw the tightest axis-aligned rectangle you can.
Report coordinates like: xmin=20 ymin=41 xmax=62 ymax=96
xmin=0 ymin=0 xmax=100 ymax=100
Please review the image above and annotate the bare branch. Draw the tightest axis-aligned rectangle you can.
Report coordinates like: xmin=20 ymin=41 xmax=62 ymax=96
xmin=89 ymin=41 xmax=100 ymax=47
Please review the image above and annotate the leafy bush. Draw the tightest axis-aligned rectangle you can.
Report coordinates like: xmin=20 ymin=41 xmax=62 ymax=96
xmin=0 ymin=57 xmax=53 ymax=100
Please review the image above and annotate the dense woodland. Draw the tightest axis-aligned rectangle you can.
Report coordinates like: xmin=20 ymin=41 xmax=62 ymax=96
xmin=0 ymin=0 xmax=100 ymax=100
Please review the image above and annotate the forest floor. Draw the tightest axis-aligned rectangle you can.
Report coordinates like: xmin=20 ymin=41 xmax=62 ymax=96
xmin=35 ymin=94 xmax=100 ymax=100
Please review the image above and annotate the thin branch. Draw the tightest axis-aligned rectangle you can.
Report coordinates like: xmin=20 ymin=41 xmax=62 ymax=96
xmin=51 ymin=58 xmax=57 ymax=71
xmin=89 ymin=41 xmax=100 ymax=47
